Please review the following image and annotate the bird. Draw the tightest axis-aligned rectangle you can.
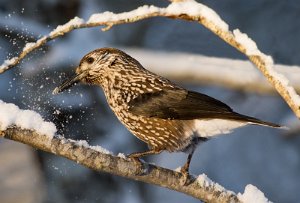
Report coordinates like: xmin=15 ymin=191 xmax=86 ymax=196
xmin=53 ymin=47 xmax=282 ymax=177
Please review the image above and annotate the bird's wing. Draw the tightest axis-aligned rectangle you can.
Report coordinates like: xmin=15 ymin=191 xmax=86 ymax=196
xmin=128 ymin=89 xmax=235 ymax=120
xmin=128 ymin=88 xmax=281 ymax=127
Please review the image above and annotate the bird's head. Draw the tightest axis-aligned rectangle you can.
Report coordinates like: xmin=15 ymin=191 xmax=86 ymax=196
xmin=52 ymin=47 xmax=140 ymax=94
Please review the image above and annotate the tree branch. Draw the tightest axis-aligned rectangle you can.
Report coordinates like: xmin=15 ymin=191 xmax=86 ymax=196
xmin=0 ymin=126 xmax=240 ymax=203
xmin=1 ymin=0 xmax=299 ymax=119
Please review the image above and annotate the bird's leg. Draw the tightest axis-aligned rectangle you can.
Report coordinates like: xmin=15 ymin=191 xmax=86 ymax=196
xmin=180 ymin=150 xmax=195 ymax=186
xmin=128 ymin=149 xmax=163 ymax=159
xmin=181 ymin=152 xmax=193 ymax=174
xmin=127 ymin=149 xmax=162 ymax=175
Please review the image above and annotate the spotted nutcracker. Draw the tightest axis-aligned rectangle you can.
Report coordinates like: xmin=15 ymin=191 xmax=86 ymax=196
xmin=53 ymin=48 xmax=281 ymax=176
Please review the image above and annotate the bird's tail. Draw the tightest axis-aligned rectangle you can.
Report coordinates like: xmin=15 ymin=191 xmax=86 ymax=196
xmin=225 ymin=112 xmax=287 ymax=129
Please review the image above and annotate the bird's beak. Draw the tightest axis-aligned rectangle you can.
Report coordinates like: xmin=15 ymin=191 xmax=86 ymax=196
xmin=52 ymin=70 xmax=86 ymax=95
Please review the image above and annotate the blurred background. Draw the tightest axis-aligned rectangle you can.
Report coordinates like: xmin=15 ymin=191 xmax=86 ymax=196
xmin=0 ymin=0 xmax=300 ymax=202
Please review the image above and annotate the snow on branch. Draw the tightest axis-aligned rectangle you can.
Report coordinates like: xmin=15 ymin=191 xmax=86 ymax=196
xmin=0 ymin=100 xmax=56 ymax=137
xmin=238 ymin=185 xmax=272 ymax=203
xmin=0 ymin=100 xmax=239 ymax=203
xmin=0 ymin=0 xmax=299 ymax=119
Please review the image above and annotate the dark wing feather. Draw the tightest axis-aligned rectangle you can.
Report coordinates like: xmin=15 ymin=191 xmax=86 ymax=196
xmin=128 ymin=89 xmax=281 ymax=128
xmin=128 ymin=89 xmax=234 ymax=120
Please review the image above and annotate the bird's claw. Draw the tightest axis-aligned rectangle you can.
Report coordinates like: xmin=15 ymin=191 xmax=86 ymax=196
xmin=180 ymin=167 xmax=192 ymax=186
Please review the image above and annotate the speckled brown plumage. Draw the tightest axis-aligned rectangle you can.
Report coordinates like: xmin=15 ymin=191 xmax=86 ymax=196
xmin=53 ymin=47 xmax=281 ymax=176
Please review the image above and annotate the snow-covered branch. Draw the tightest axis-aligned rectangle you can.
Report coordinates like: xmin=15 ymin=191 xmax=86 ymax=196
xmin=0 ymin=0 xmax=299 ymax=119
xmin=0 ymin=129 xmax=239 ymax=203
xmin=6 ymin=125 xmax=277 ymax=202
xmin=1 ymin=100 xmax=275 ymax=203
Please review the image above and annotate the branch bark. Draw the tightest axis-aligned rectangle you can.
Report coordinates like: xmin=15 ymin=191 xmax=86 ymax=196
xmin=0 ymin=126 xmax=240 ymax=203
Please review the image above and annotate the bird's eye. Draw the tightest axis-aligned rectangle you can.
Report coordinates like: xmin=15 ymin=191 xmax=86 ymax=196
xmin=87 ymin=57 xmax=94 ymax=64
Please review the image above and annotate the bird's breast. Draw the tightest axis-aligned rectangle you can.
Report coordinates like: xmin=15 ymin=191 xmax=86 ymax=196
xmin=111 ymin=107 xmax=197 ymax=152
